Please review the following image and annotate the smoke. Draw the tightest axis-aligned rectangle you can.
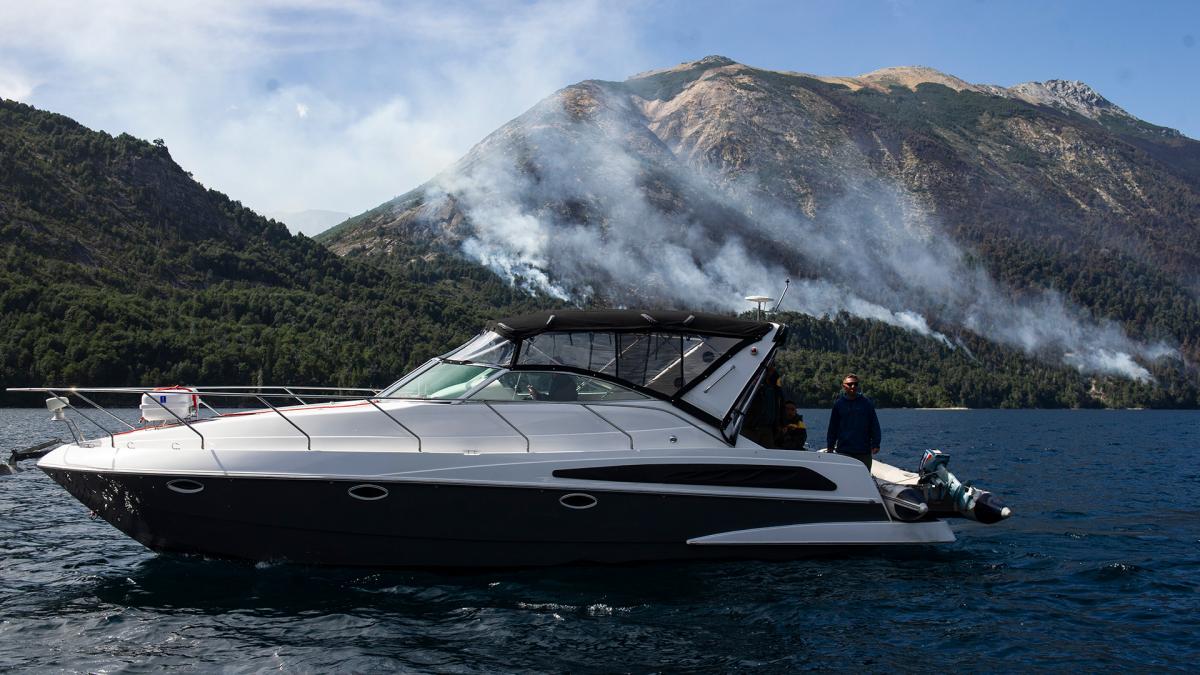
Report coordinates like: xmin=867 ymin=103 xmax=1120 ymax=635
xmin=428 ymin=84 xmax=1173 ymax=382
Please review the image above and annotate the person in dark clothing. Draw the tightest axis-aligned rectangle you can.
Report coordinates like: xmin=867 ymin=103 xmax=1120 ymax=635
xmin=826 ymin=373 xmax=881 ymax=469
xmin=776 ymin=400 xmax=807 ymax=450
xmin=743 ymin=363 xmax=783 ymax=447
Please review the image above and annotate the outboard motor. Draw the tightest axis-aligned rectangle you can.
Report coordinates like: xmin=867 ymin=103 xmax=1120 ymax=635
xmin=919 ymin=450 xmax=1012 ymax=524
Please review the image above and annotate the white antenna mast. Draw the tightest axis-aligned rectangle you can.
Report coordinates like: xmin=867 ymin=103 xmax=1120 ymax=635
xmin=772 ymin=278 xmax=791 ymax=312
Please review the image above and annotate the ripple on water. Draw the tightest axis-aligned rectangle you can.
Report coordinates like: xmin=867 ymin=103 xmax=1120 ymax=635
xmin=2 ymin=409 xmax=1200 ymax=669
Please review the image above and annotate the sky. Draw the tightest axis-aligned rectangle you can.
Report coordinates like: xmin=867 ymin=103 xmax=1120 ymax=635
xmin=1 ymin=0 xmax=1196 ymax=229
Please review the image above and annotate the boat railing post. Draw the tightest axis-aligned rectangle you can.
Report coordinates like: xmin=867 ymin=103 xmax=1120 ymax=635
xmin=198 ymin=399 xmax=223 ymax=418
xmin=366 ymin=399 xmax=422 ymax=452
xmin=485 ymin=402 xmax=530 ymax=452
xmin=281 ymin=387 xmax=308 ymax=405
xmin=143 ymin=394 xmax=206 ymax=450
xmin=48 ymin=388 xmax=106 ymax=447
xmin=595 ymin=402 xmax=731 ymax=447
xmin=71 ymin=391 xmax=137 ymax=432
xmin=256 ymin=396 xmax=312 ymax=451
xmin=582 ymin=404 xmax=634 ymax=450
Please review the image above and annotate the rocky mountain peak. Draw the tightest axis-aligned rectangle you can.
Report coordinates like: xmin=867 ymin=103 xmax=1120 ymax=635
xmin=854 ymin=65 xmax=981 ymax=92
xmin=1006 ymin=79 xmax=1131 ymax=120
xmin=693 ymin=55 xmax=737 ymax=68
xmin=626 ymin=55 xmax=741 ymax=82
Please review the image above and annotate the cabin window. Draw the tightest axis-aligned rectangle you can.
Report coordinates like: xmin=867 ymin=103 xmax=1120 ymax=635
xmin=516 ymin=331 xmax=745 ymax=396
xmin=518 ymin=332 xmax=618 ymax=374
xmin=470 ymin=371 xmax=648 ymax=402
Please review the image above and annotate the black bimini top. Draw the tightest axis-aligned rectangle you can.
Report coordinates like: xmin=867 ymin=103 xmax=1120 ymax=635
xmin=488 ymin=309 xmax=772 ymax=341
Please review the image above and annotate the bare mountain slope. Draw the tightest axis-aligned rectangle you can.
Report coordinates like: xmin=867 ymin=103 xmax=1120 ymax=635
xmin=320 ymin=57 xmax=1200 ymax=379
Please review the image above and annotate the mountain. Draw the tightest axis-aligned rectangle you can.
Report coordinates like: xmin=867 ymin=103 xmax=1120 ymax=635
xmin=264 ymin=209 xmax=352 ymax=237
xmin=319 ymin=57 xmax=1200 ymax=388
xmin=0 ymin=99 xmax=537 ymax=403
xmin=1 ymin=90 xmax=1195 ymax=409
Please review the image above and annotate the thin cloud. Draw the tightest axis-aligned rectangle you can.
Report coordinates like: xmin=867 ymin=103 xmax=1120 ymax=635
xmin=0 ymin=0 xmax=647 ymax=215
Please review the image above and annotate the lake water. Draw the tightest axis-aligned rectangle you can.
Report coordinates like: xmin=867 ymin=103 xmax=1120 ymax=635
xmin=1 ymin=407 xmax=1197 ymax=671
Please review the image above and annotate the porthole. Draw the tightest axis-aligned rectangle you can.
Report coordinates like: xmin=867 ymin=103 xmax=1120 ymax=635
xmin=348 ymin=484 xmax=389 ymax=501
xmin=166 ymin=479 xmax=204 ymax=494
xmin=559 ymin=493 xmax=598 ymax=510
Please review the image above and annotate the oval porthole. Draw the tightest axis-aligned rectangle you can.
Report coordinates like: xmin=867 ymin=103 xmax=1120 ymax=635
xmin=166 ymin=479 xmax=204 ymax=494
xmin=559 ymin=493 xmax=598 ymax=510
xmin=348 ymin=484 xmax=389 ymax=501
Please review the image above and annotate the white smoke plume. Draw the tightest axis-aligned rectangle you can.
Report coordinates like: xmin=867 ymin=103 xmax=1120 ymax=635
xmin=425 ymin=86 xmax=1173 ymax=382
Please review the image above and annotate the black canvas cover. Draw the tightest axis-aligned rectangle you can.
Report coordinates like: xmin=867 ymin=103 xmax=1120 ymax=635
xmin=487 ymin=309 xmax=771 ymax=341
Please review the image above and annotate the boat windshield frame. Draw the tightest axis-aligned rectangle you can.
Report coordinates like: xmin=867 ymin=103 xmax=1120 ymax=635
xmin=388 ymin=322 xmax=774 ymax=408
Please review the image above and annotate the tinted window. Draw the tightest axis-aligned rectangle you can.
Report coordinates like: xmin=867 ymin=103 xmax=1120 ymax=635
xmin=515 ymin=331 xmax=745 ymax=396
xmin=470 ymin=371 xmax=648 ymax=402
xmin=518 ymin=332 xmax=617 ymax=374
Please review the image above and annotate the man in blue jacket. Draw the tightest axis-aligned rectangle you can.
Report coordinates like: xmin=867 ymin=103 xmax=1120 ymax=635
xmin=826 ymin=373 xmax=881 ymax=469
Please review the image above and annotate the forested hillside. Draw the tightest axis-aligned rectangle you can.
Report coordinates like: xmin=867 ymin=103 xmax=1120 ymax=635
xmin=775 ymin=313 xmax=1197 ymax=408
xmin=0 ymin=99 xmax=538 ymax=404
xmin=1 ymin=98 xmax=1195 ymax=408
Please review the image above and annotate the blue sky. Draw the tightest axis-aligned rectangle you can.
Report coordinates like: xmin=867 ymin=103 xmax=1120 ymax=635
xmin=1 ymin=0 xmax=1196 ymax=223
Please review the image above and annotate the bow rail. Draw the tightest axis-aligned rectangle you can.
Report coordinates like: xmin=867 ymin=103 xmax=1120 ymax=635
xmin=6 ymin=383 xmax=726 ymax=453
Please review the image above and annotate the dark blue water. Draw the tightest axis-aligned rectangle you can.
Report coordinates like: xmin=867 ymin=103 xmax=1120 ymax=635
xmin=2 ymin=408 xmax=1198 ymax=671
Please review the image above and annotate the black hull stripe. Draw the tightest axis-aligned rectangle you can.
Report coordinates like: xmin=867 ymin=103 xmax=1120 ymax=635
xmin=553 ymin=463 xmax=837 ymax=491
xmin=44 ymin=468 xmax=887 ymax=567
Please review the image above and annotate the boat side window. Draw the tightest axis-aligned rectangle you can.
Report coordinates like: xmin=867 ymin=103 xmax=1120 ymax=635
xmin=386 ymin=363 xmax=500 ymax=400
xmin=518 ymin=332 xmax=618 ymax=375
xmin=515 ymin=331 xmax=745 ymax=396
xmin=470 ymin=371 xmax=649 ymax=402
xmin=616 ymin=332 xmax=745 ymax=396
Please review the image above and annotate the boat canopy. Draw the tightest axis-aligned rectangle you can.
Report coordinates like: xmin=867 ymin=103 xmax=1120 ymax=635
xmin=487 ymin=309 xmax=772 ymax=341
xmin=444 ymin=310 xmax=774 ymax=399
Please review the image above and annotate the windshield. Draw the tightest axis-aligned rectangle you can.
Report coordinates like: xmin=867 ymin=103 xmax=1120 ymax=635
xmin=383 ymin=363 xmax=499 ymax=400
xmin=447 ymin=331 xmax=516 ymax=366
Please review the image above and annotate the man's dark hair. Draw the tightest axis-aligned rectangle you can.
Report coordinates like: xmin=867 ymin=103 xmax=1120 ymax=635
xmin=783 ymin=400 xmax=797 ymax=406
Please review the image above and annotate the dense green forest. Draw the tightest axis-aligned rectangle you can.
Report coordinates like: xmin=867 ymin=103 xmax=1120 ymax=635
xmin=0 ymin=99 xmax=539 ymax=405
xmin=0 ymin=98 xmax=1196 ymax=408
xmin=773 ymin=312 xmax=1197 ymax=408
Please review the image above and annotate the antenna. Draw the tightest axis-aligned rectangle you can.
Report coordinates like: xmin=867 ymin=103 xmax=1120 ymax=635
xmin=744 ymin=295 xmax=773 ymax=321
xmin=772 ymin=278 xmax=791 ymax=312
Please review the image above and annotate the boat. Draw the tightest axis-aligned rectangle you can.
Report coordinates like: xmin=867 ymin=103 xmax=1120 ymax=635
xmin=7 ymin=309 xmax=1009 ymax=567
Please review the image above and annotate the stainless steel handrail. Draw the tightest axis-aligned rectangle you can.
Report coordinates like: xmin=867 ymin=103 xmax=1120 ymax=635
xmin=71 ymin=391 xmax=137 ymax=430
xmin=366 ymin=399 xmax=422 ymax=452
xmin=588 ymin=402 xmax=731 ymax=446
xmin=8 ymin=386 xmax=731 ymax=452
xmin=7 ymin=387 xmax=424 ymax=401
xmin=48 ymin=388 xmax=116 ymax=448
xmin=256 ymin=395 xmax=311 ymax=451
xmin=144 ymin=393 xmax=207 ymax=449
xmin=582 ymin=404 xmax=635 ymax=450
xmin=484 ymin=402 xmax=530 ymax=452
xmin=199 ymin=399 xmax=224 ymax=418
